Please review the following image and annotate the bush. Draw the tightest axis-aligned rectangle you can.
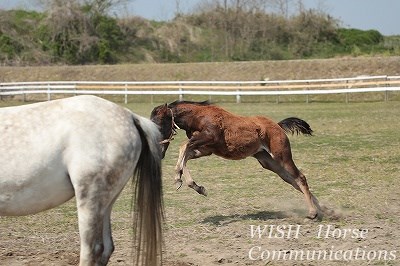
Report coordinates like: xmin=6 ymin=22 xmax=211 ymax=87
xmin=0 ymin=6 xmax=393 ymax=65
xmin=338 ymin=28 xmax=384 ymax=47
xmin=0 ymin=32 xmax=23 ymax=57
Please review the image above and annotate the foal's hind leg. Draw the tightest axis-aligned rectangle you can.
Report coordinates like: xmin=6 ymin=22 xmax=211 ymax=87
xmin=254 ymin=150 xmax=319 ymax=219
xmin=175 ymin=141 xmax=211 ymax=196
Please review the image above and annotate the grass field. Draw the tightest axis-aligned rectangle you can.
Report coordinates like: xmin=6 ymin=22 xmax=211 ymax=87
xmin=1 ymin=99 xmax=399 ymax=265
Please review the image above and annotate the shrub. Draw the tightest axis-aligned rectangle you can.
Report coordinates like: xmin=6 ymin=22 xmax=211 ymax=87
xmin=338 ymin=28 xmax=384 ymax=47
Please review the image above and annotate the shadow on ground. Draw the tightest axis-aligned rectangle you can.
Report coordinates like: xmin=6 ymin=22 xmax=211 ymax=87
xmin=202 ymin=211 xmax=288 ymax=226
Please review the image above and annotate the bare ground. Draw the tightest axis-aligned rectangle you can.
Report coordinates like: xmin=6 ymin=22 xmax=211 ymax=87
xmin=1 ymin=178 xmax=399 ymax=266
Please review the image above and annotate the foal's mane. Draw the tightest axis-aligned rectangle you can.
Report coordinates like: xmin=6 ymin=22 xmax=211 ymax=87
xmin=168 ymin=100 xmax=212 ymax=108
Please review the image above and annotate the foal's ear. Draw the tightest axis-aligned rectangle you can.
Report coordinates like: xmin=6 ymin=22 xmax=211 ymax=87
xmin=161 ymin=103 xmax=168 ymax=112
xmin=158 ymin=103 xmax=169 ymax=116
xmin=161 ymin=103 xmax=173 ymax=118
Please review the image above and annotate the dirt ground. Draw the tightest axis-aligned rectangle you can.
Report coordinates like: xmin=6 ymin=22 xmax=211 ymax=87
xmin=1 ymin=192 xmax=399 ymax=266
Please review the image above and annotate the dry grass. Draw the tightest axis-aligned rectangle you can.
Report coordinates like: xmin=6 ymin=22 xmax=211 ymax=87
xmin=1 ymin=56 xmax=400 ymax=83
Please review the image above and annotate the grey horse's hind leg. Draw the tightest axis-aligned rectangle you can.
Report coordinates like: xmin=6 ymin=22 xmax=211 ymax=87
xmin=75 ymin=193 xmax=106 ymax=265
xmin=72 ymin=170 xmax=129 ymax=265
xmin=99 ymin=200 xmax=117 ymax=264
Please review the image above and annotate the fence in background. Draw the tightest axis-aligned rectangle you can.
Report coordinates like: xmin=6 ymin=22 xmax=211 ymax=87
xmin=1 ymin=75 xmax=400 ymax=103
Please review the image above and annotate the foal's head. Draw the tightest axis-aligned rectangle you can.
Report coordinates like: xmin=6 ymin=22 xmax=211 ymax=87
xmin=151 ymin=104 xmax=174 ymax=158
xmin=151 ymin=100 xmax=210 ymax=158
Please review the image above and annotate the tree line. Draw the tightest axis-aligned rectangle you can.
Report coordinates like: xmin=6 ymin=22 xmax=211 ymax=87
xmin=0 ymin=0 xmax=398 ymax=65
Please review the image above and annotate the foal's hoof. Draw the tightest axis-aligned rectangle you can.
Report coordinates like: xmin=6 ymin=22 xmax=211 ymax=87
xmin=306 ymin=211 xmax=318 ymax=220
xmin=175 ymin=180 xmax=183 ymax=190
xmin=198 ymin=186 xmax=207 ymax=196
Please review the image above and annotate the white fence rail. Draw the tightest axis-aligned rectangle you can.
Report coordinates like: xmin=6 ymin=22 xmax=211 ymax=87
xmin=1 ymin=75 xmax=400 ymax=103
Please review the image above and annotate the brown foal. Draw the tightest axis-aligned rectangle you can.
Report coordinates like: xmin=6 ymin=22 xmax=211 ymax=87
xmin=151 ymin=101 xmax=320 ymax=219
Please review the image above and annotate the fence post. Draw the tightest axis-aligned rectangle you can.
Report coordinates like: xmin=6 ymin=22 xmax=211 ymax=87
xmin=306 ymin=82 xmax=310 ymax=103
xmin=74 ymin=83 xmax=77 ymax=96
xmin=276 ymin=82 xmax=280 ymax=104
xmin=209 ymin=83 xmax=212 ymax=102
xmin=236 ymin=89 xmax=241 ymax=103
xmin=47 ymin=83 xmax=51 ymax=101
xmin=20 ymin=86 xmax=26 ymax=102
xmin=179 ymin=85 xmax=183 ymax=101
xmin=385 ymin=76 xmax=389 ymax=102
xmin=124 ymin=83 xmax=128 ymax=104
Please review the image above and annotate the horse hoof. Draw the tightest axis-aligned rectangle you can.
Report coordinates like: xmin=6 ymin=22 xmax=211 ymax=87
xmin=175 ymin=180 xmax=183 ymax=190
xmin=306 ymin=212 xmax=318 ymax=220
xmin=199 ymin=186 xmax=207 ymax=196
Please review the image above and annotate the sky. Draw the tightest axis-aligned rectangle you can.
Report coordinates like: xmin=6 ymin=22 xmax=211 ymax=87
xmin=1 ymin=0 xmax=399 ymax=36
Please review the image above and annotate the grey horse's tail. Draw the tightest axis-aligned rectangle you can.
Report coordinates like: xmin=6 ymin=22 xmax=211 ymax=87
xmin=278 ymin=117 xmax=313 ymax=136
xmin=132 ymin=116 xmax=164 ymax=266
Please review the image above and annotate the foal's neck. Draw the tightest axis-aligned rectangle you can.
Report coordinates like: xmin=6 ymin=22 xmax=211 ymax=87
xmin=171 ymin=106 xmax=193 ymax=130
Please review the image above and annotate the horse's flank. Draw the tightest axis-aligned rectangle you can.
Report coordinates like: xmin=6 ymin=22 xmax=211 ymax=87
xmin=0 ymin=96 xmax=132 ymax=215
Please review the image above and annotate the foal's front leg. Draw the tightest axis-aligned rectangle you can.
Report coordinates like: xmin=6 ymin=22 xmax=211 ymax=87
xmin=175 ymin=141 xmax=212 ymax=196
xmin=174 ymin=140 xmax=189 ymax=189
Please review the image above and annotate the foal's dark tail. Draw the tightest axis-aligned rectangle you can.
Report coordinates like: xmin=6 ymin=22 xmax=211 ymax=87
xmin=278 ymin=117 xmax=313 ymax=136
xmin=133 ymin=115 xmax=164 ymax=266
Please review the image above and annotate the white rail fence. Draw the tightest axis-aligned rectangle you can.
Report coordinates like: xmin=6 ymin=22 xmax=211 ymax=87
xmin=1 ymin=75 xmax=400 ymax=103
